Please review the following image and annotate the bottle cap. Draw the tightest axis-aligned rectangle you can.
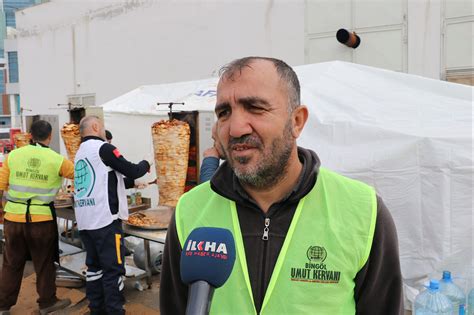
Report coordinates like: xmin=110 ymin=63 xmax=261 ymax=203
xmin=442 ymin=270 xmax=452 ymax=282
xmin=429 ymin=279 xmax=440 ymax=290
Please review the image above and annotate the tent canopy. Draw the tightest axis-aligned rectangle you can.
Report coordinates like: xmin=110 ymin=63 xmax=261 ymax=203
xmin=102 ymin=77 xmax=217 ymax=114
xmin=101 ymin=61 xmax=473 ymax=291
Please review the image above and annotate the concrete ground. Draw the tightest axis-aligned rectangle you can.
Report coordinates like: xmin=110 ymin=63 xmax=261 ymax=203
xmin=0 ymin=252 xmax=161 ymax=314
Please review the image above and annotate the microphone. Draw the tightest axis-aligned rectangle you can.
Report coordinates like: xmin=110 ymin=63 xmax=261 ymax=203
xmin=180 ymin=227 xmax=236 ymax=315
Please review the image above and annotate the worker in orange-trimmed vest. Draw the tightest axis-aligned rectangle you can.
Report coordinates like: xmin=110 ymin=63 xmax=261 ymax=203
xmin=0 ymin=120 xmax=74 ymax=315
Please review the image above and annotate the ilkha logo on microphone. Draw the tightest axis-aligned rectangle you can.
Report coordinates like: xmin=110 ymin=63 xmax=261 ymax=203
xmin=185 ymin=239 xmax=229 ymax=260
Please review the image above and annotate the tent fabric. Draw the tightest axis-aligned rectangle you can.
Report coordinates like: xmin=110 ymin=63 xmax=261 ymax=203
xmin=101 ymin=61 xmax=473 ymax=296
xmin=102 ymin=77 xmax=217 ymax=115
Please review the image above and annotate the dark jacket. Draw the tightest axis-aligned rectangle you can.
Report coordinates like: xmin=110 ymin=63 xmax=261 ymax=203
xmin=160 ymin=147 xmax=404 ymax=314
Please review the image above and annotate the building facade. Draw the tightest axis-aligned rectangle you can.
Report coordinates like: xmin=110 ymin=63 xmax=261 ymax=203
xmin=0 ymin=0 xmax=45 ymax=138
xmin=12 ymin=0 xmax=473 ymax=134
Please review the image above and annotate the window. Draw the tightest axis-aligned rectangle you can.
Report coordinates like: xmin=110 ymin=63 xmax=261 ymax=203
xmin=4 ymin=0 xmax=42 ymax=28
xmin=5 ymin=9 xmax=16 ymax=28
xmin=0 ymin=70 xmax=4 ymax=112
xmin=0 ymin=71 xmax=5 ymax=94
xmin=15 ymin=94 xmax=20 ymax=114
xmin=8 ymin=51 xmax=18 ymax=83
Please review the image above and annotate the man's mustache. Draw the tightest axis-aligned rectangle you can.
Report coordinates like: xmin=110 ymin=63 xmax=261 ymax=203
xmin=228 ymin=134 xmax=263 ymax=149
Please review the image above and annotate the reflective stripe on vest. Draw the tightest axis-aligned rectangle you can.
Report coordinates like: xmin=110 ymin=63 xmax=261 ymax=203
xmin=5 ymin=145 xmax=63 ymax=216
xmin=6 ymin=193 xmax=55 ymax=203
xmin=176 ymin=168 xmax=377 ymax=315
xmin=8 ymin=184 xmax=59 ymax=195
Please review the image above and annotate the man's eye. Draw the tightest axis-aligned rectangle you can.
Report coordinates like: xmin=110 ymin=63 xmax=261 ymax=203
xmin=217 ymin=109 xmax=230 ymax=118
xmin=249 ymin=106 xmax=265 ymax=113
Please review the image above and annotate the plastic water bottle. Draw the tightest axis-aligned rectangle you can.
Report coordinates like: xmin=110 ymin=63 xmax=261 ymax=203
xmin=440 ymin=271 xmax=466 ymax=312
xmin=414 ymin=279 xmax=454 ymax=315
xmin=468 ymin=288 xmax=474 ymax=315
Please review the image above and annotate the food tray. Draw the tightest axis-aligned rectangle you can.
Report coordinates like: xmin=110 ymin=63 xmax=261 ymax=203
xmin=54 ymin=202 xmax=74 ymax=209
xmin=54 ymin=194 xmax=74 ymax=208
xmin=124 ymin=207 xmax=174 ymax=230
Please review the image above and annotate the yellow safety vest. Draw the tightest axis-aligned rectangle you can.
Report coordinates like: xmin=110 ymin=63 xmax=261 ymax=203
xmin=5 ymin=144 xmax=63 ymax=218
xmin=176 ymin=168 xmax=377 ymax=314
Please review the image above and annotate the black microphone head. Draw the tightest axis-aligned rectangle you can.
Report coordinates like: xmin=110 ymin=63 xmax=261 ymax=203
xmin=180 ymin=227 xmax=236 ymax=288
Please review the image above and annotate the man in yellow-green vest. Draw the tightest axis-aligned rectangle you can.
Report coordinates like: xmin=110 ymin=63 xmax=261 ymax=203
xmin=160 ymin=57 xmax=404 ymax=314
xmin=0 ymin=120 xmax=74 ymax=315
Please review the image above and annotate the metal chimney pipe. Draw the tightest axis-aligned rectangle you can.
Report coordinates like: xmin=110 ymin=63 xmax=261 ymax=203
xmin=336 ymin=29 xmax=361 ymax=49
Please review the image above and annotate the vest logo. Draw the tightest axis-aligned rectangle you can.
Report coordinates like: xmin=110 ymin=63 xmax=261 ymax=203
xmin=184 ymin=239 xmax=228 ymax=260
xmin=27 ymin=158 xmax=41 ymax=169
xmin=307 ymin=246 xmax=327 ymax=262
xmin=289 ymin=245 xmax=341 ymax=284
xmin=18 ymin=157 xmax=48 ymax=182
xmin=74 ymin=158 xmax=96 ymax=199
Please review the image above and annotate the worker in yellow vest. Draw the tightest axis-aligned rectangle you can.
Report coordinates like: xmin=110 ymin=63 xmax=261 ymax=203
xmin=0 ymin=120 xmax=74 ymax=315
xmin=160 ymin=57 xmax=404 ymax=314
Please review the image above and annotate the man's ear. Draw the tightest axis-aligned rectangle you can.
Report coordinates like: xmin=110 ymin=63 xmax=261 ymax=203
xmin=291 ymin=105 xmax=309 ymax=138
xmin=92 ymin=121 xmax=99 ymax=133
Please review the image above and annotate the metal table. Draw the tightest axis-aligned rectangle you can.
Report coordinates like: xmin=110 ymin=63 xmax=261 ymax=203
xmin=55 ymin=205 xmax=167 ymax=288
xmin=55 ymin=202 xmax=150 ymax=220
xmin=55 ymin=202 xmax=151 ymax=243
xmin=122 ymin=224 xmax=167 ymax=288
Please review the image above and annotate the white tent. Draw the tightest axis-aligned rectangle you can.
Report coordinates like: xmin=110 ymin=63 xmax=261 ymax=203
xmin=102 ymin=78 xmax=218 ymax=115
xmin=101 ymin=61 xmax=473 ymax=304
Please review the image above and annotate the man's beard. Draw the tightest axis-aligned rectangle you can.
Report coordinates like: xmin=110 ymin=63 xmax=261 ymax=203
xmin=227 ymin=120 xmax=294 ymax=190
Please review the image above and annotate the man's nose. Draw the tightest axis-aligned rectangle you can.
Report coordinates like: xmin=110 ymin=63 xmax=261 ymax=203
xmin=228 ymin=109 xmax=252 ymax=139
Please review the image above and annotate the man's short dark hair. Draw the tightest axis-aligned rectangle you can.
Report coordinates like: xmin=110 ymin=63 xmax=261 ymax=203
xmin=30 ymin=120 xmax=52 ymax=142
xmin=219 ymin=56 xmax=301 ymax=112
xmin=105 ymin=130 xmax=112 ymax=141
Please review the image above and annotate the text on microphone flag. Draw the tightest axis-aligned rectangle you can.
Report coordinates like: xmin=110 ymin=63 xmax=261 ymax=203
xmin=180 ymin=227 xmax=236 ymax=288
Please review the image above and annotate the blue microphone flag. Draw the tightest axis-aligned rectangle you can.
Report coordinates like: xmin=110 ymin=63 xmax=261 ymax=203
xmin=180 ymin=227 xmax=236 ymax=288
